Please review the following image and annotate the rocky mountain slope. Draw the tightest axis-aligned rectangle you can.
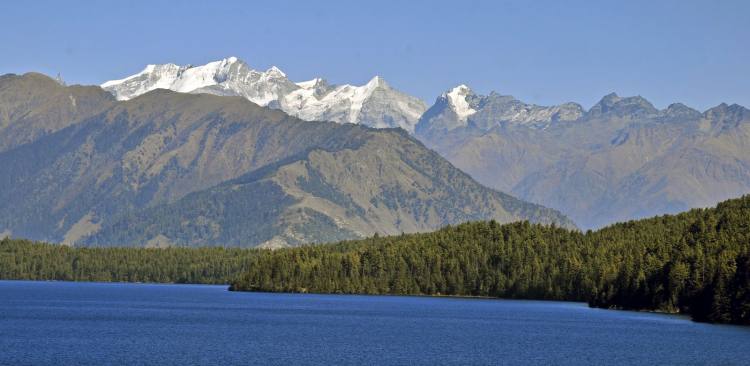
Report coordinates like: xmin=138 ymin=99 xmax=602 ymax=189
xmin=416 ymin=86 xmax=750 ymax=229
xmin=0 ymin=73 xmax=572 ymax=247
xmin=84 ymin=127 xmax=570 ymax=248
xmin=101 ymin=57 xmax=426 ymax=132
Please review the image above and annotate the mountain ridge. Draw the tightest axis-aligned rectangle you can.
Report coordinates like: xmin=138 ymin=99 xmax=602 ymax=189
xmin=0 ymin=72 xmax=115 ymax=152
xmin=0 ymin=72 xmax=573 ymax=247
xmin=101 ymin=57 xmax=427 ymax=132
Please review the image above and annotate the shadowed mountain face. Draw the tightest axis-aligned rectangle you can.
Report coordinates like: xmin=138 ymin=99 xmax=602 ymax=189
xmin=0 ymin=73 xmax=572 ymax=247
xmin=416 ymin=88 xmax=750 ymax=229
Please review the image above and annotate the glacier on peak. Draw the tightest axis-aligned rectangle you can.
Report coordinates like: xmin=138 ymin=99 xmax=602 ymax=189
xmin=101 ymin=58 xmax=425 ymax=132
xmin=281 ymin=75 xmax=423 ymax=128
xmin=445 ymin=84 xmax=477 ymax=122
xmin=264 ymin=66 xmax=286 ymax=78
xmin=296 ymin=78 xmax=326 ymax=89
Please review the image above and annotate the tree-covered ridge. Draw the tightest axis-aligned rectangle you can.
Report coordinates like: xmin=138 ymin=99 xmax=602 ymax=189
xmin=2 ymin=195 xmax=749 ymax=325
xmin=0 ymin=239 xmax=256 ymax=284
xmin=231 ymin=195 xmax=750 ymax=324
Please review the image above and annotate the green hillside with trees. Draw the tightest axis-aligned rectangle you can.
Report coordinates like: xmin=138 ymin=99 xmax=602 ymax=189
xmin=0 ymin=240 xmax=255 ymax=284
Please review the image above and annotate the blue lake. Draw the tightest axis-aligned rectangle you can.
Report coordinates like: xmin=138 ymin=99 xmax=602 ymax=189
xmin=1 ymin=280 xmax=749 ymax=365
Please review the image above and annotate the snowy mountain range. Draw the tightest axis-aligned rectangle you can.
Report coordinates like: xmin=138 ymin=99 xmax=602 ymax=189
xmin=101 ymin=57 xmax=426 ymax=132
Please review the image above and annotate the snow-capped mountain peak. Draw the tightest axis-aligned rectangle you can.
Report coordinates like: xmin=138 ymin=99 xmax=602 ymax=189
xmin=101 ymin=57 xmax=426 ymax=132
xmin=444 ymin=84 xmax=477 ymax=121
xmin=296 ymin=78 xmax=326 ymax=89
xmin=281 ymin=74 xmax=423 ymax=129
xmin=100 ymin=63 xmax=187 ymax=99
xmin=101 ymin=57 xmax=261 ymax=101
xmin=366 ymin=75 xmax=387 ymax=88
xmin=264 ymin=66 xmax=286 ymax=78
xmin=447 ymin=84 xmax=472 ymax=94
xmin=416 ymin=85 xmax=586 ymax=136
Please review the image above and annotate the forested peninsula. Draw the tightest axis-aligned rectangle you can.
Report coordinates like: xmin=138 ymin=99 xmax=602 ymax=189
xmin=2 ymin=196 xmax=749 ymax=325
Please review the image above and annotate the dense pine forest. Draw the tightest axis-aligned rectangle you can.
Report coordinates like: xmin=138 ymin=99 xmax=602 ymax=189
xmin=2 ymin=196 xmax=749 ymax=325
xmin=0 ymin=240 xmax=255 ymax=284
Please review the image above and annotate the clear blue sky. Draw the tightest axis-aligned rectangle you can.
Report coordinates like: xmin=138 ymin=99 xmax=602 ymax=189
xmin=1 ymin=0 xmax=748 ymax=110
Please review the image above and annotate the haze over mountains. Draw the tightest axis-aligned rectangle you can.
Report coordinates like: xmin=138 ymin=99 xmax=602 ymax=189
xmin=416 ymin=86 xmax=750 ymax=228
xmin=0 ymin=72 xmax=571 ymax=248
xmin=101 ymin=57 xmax=750 ymax=229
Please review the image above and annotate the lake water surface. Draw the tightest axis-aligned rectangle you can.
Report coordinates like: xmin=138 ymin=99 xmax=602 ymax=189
xmin=1 ymin=280 xmax=749 ymax=365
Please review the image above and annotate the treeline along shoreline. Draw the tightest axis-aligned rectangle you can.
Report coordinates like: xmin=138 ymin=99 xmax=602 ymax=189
xmin=2 ymin=196 xmax=749 ymax=325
